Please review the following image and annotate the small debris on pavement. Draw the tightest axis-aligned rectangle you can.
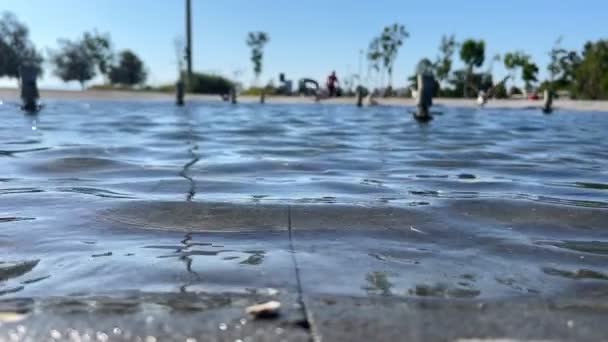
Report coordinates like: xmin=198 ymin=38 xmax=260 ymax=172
xmin=246 ymin=300 xmax=281 ymax=319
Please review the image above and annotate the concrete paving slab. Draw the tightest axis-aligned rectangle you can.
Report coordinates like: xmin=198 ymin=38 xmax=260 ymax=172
xmin=98 ymin=201 xmax=289 ymax=232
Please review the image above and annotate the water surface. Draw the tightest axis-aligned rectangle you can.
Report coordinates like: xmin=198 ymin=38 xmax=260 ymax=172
xmin=1 ymin=100 xmax=608 ymax=302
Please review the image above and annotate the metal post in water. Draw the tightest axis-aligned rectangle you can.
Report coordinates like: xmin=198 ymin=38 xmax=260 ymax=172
xmin=231 ymin=87 xmax=237 ymax=104
xmin=356 ymin=86 xmax=363 ymax=107
xmin=176 ymin=80 xmax=185 ymax=106
xmin=185 ymin=0 xmax=193 ymax=86
xmin=543 ymin=89 xmax=553 ymax=114
xmin=19 ymin=65 xmax=39 ymax=112
xmin=414 ymin=74 xmax=434 ymax=122
xmin=260 ymin=89 xmax=265 ymax=104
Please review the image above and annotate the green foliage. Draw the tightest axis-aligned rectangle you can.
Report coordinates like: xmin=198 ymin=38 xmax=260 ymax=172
xmin=50 ymin=39 xmax=96 ymax=88
xmin=50 ymin=31 xmax=115 ymax=88
xmin=356 ymin=85 xmax=370 ymax=97
xmin=493 ymin=82 xmax=508 ymax=99
xmin=459 ymin=39 xmax=485 ymax=97
xmin=380 ymin=23 xmax=409 ymax=86
xmin=82 ymin=30 xmax=113 ymax=77
xmin=509 ymin=86 xmax=523 ymax=96
xmin=367 ymin=23 xmax=409 ymax=89
xmin=367 ymin=37 xmax=383 ymax=73
xmin=503 ymin=51 xmax=538 ymax=92
xmin=109 ymin=50 xmax=147 ymax=86
xmin=240 ymin=85 xmax=279 ymax=96
xmin=547 ymin=37 xmax=581 ymax=93
xmin=448 ymin=69 xmax=492 ymax=98
xmin=246 ymin=32 xmax=269 ymax=81
xmin=460 ymin=39 xmax=485 ymax=69
xmin=521 ymin=61 xmax=539 ymax=90
xmin=573 ymin=40 xmax=608 ymax=99
xmin=184 ymin=72 xmax=234 ymax=94
xmin=434 ymin=34 xmax=456 ymax=82
xmin=0 ymin=12 xmax=43 ymax=80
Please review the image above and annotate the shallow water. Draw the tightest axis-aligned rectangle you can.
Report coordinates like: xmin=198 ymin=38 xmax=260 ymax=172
xmin=1 ymin=100 xmax=608 ymax=302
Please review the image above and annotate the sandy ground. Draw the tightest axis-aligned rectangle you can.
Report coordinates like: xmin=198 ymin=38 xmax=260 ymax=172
xmin=2 ymin=87 xmax=608 ymax=112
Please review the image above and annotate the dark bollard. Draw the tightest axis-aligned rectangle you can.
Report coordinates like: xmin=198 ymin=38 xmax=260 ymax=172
xmin=356 ymin=87 xmax=363 ymax=107
xmin=231 ymin=87 xmax=237 ymax=104
xmin=176 ymin=81 xmax=185 ymax=106
xmin=20 ymin=66 xmax=40 ymax=112
xmin=543 ymin=89 xmax=553 ymax=114
xmin=260 ymin=90 xmax=265 ymax=104
xmin=413 ymin=74 xmax=434 ymax=122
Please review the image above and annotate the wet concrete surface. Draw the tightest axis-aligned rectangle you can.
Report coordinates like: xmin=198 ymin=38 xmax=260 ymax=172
xmin=2 ymin=202 xmax=608 ymax=341
xmin=3 ymin=102 xmax=608 ymax=341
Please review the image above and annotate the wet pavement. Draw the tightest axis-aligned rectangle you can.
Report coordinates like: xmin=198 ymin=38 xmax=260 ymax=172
xmin=2 ymin=101 xmax=608 ymax=341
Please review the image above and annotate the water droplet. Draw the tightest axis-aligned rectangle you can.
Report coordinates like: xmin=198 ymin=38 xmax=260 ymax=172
xmin=239 ymin=318 xmax=247 ymax=325
xmin=50 ymin=329 xmax=62 ymax=339
xmin=219 ymin=323 xmax=227 ymax=331
xmin=567 ymin=320 xmax=574 ymax=328
xmin=113 ymin=327 xmax=122 ymax=335
xmin=97 ymin=331 xmax=108 ymax=341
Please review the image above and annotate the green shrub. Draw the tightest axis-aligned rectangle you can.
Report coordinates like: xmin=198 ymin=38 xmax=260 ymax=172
xmin=184 ymin=72 xmax=234 ymax=94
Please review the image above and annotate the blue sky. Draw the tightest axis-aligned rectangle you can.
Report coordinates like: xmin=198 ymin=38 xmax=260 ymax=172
xmin=1 ymin=0 xmax=606 ymax=89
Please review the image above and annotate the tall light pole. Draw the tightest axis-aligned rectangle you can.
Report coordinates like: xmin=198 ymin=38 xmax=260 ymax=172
xmin=185 ymin=0 xmax=193 ymax=84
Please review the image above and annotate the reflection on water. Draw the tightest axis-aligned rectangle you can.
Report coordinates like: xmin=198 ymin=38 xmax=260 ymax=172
xmin=177 ymin=106 xmax=200 ymax=202
xmin=0 ymin=101 xmax=608 ymax=301
xmin=363 ymin=272 xmax=393 ymax=296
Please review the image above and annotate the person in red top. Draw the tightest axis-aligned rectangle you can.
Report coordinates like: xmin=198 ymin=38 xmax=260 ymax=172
xmin=326 ymin=71 xmax=339 ymax=97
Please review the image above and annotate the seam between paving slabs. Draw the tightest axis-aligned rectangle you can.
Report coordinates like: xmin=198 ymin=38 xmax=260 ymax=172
xmin=288 ymin=205 xmax=321 ymax=342
xmin=177 ymin=104 xmax=200 ymax=202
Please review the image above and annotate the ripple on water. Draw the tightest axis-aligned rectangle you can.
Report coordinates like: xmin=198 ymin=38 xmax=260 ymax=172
xmin=31 ymin=157 xmax=134 ymax=173
xmin=0 ymin=217 xmax=35 ymax=223
xmin=0 ymin=260 xmax=39 ymax=281
xmin=536 ymin=240 xmax=608 ymax=256
xmin=57 ymin=187 xmax=134 ymax=199
xmin=542 ymin=267 xmax=608 ymax=280
xmin=2 ymin=102 xmax=608 ymax=303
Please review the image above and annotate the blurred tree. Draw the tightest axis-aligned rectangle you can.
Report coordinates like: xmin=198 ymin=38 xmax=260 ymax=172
xmin=548 ymin=38 xmax=582 ymax=94
xmin=246 ymin=32 xmax=269 ymax=85
xmin=574 ymin=40 xmax=608 ymax=99
xmin=183 ymin=72 xmax=233 ymax=94
xmin=108 ymin=50 xmax=147 ymax=87
xmin=82 ymin=30 xmax=114 ymax=82
xmin=503 ymin=52 xmax=538 ymax=94
xmin=459 ymin=39 xmax=485 ymax=97
xmin=0 ymin=12 xmax=43 ymax=83
xmin=367 ymin=37 xmax=383 ymax=88
xmin=521 ymin=60 xmax=539 ymax=92
xmin=434 ymin=34 xmax=456 ymax=84
xmin=547 ymin=37 xmax=563 ymax=86
xmin=50 ymin=31 xmax=115 ymax=89
xmin=380 ymin=23 xmax=409 ymax=88
xmin=50 ymin=39 xmax=95 ymax=89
